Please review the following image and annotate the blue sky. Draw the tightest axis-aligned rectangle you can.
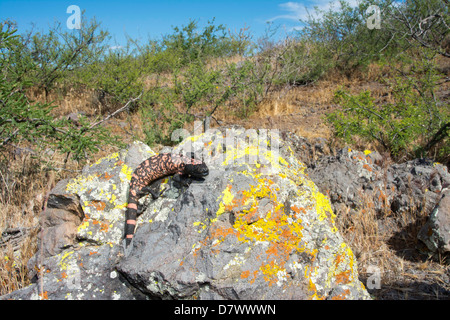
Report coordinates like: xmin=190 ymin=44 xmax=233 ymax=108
xmin=0 ymin=0 xmax=349 ymax=46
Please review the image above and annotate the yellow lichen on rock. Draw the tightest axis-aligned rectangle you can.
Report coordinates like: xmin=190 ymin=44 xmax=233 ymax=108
xmin=175 ymin=128 xmax=369 ymax=299
xmin=120 ymin=164 xmax=133 ymax=182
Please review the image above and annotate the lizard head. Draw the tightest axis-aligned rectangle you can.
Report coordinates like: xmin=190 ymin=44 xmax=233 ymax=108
xmin=183 ymin=154 xmax=209 ymax=178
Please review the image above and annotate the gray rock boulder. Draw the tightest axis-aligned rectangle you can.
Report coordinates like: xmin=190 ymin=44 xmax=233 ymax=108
xmin=386 ymin=159 xmax=449 ymax=216
xmin=307 ymin=147 xmax=385 ymax=214
xmin=418 ymin=189 xmax=450 ymax=253
xmin=2 ymin=129 xmax=370 ymax=300
xmin=2 ymin=242 xmax=146 ymax=300
xmin=309 ymin=149 xmax=450 ymax=214
xmin=118 ymin=128 xmax=370 ymax=300
xmin=34 ymin=179 xmax=85 ymax=259
xmin=307 ymin=147 xmax=450 ymax=253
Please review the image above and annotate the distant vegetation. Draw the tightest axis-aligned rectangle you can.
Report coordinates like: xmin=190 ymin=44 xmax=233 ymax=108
xmin=0 ymin=0 xmax=448 ymax=164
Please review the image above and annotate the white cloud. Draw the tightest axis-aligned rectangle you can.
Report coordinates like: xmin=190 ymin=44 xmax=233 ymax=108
xmin=267 ymin=0 xmax=361 ymax=24
xmin=267 ymin=1 xmax=309 ymax=23
xmin=109 ymin=45 xmax=124 ymax=50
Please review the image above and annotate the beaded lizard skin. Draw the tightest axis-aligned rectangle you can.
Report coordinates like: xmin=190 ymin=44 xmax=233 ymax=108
xmin=124 ymin=152 xmax=208 ymax=247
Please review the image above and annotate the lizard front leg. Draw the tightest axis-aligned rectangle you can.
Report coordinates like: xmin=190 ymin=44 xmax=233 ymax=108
xmin=173 ymin=173 xmax=192 ymax=188
xmin=139 ymin=179 xmax=162 ymax=200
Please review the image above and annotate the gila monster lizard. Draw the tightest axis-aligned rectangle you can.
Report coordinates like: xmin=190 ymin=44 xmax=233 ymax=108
xmin=124 ymin=152 xmax=209 ymax=247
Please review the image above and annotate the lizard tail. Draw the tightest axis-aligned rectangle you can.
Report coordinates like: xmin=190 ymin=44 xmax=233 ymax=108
xmin=124 ymin=197 xmax=138 ymax=247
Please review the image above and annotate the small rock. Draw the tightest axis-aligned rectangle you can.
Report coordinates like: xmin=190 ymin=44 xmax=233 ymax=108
xmin=418 ymin=189 xmax=450 ymax=253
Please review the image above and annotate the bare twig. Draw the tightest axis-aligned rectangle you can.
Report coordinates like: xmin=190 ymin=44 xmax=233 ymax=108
xmin=0 ymin=128 xmax=19 ymax=148
xmin=87 ymin=92 xmax=143 ymax=131
xmin=424 ymin=121 xmax=450 ymax=152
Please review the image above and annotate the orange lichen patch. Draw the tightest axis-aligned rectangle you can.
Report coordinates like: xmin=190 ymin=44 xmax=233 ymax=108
xmin=265 ymin=239 xmax=297 ymax=264
xmin=234 ymin=206 xmax=303 ymax=246
xmin=115 ymin=160 xmax=124 ymax=166
xmin=192 ymin=247 xmax=201 ymax=257
xmin=87 ymin=200 xmax=106 ymax=211
xmin=335 ymin=254 xmax=344 ymax=266
xmin=103 ymin=172 xmax=114 ymax=180
xmin=240 ymin=270 xmax=250 ymax=279
xmin=331 ymin=289 xmax=350 ymax=300
xmin=99 ymin=221 xmax=109 ymax=233
xmin=265 ymin=243 xmax=279 ymax=258
xmin=210 ymin=226 xmax=236 ymax=242
xmin=362 ymin=164 xmax=373 ymax=172
xmin=242 ymin=208 xmax=259 ymax=223
xmin=89 ymin=251 xmax=98 ymax=256
xmin=61 ymin=272 xmax=68 ymax=279
xmin=335 ymin=270 xmax=351 ymax=284
xmin=250 ymin=270 xmax=259 ymax=284
xmin=326 ymin=243 xmax=357 ymax=290
xmin=291 ymin=205 xmax=306 ymax=214
xmin=39 ymin=291 xmax=49 ymax=300
xmin=89 ymin=219 xmax=109 ymax=232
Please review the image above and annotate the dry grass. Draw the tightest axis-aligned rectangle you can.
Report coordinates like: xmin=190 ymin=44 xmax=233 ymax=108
xmin=0 ymin=152 xmax=52 ymax=295
xmin=223 ymin=61 xmax=396 ymax=143
xmin=335 ymin=184 xmax=449 ymax=300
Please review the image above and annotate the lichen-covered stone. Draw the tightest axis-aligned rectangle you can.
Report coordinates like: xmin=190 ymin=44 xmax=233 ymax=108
xmin=67 ymin=140 xmax=156 ymax=245
xmin=2 ymin=243 xmax=146 ymax=300
xmin=118 ymin=128 xmax=370 ymax=300
xmin=3 ymin=129 xmax=371 ymax=300
xmin=27 ymin=141 xmax=157 ymax=281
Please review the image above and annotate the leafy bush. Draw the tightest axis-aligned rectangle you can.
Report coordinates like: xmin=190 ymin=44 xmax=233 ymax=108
xmin=75 ymin=46 xmax=145 ymax=110
xmin=162 ymin=19 xmax=238 ymax=67
xmin=21 ymin=16 xmax=108 ymax=97
xmin=326 ymin=56 xmax=449 ymax=161
xmin=140 ymin=91 xmax=192 ymax=146
xmin=300 ymin=0 xmax=393 ymax=75
xmin=139 ymin=58 xmax=262 ymax=146
xmin=0 ymin=22 xmax=122 ymax=163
